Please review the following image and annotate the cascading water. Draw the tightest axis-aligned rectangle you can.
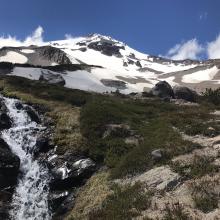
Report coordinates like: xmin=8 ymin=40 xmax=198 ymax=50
xmin=1 ymin=97 xmax=51 ymax=220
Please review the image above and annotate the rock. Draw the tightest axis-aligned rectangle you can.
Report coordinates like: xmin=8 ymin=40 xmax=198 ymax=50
xmin=0 ymin=138 xmax=20 ymax=190
xmin=0 ymin=99 xmax=11 ymax=130
xmin=121 ymin=166 xmax=180 ymax=191
xmin=48 ymin=155 xmax=96 ymax=191
xmin=39 ymin=70 xmax=65 ymax=86
xmin=49 ymin=191 xmax=69 ymax=212
xmin=34 ymin=136 xmax=54 ymax=157
xmin=87 ymin=41 xmax=123 ymax=57
xmin=15 ymin=102 xmax=23 ymax=110
xmin=103 ymin=124 xmax=130 ymax=138
xmin=151 ymin=81 xmax=174 ymax=98
xmin=0 ymin=191 xmax=12 ymax=220
xmin=173 ymin=86 xmax=197 ymax=102
xmin=52 ymin=192 xmax=76 ymax=219
xmin=151 ymin=149 xmax=163 ymax=161
xmin=100 ymin=79 xmax=127 ymax=90
xmin=24 ymin=105 xmax=41 ymax=123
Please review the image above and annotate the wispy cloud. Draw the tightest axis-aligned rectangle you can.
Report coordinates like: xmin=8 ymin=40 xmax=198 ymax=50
xmin=166 ymin=39 xmax=204 ymax=60
xmin=0 ymin=26 xmax=44 ymax=48
xmin=165 ymin=33 xmax=220 ymax=60
xmin=207 ymin=34 xmax=220 ymax=59
xmin=199 ymin=12 xmax=208 ymax=21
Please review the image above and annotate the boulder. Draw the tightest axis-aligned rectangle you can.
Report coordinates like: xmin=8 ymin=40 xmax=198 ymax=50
xmin=0 ymin=138 xmax=20 ymax=190
xmin=151 ymin=149 xmax=164 ymax=161
xmin=24 ymin=105 xmax=41 ymax=123
xmin=0 ymin=99 xmax=11 ymax=130
xmin=48 ymin=154 xmax=96 ymax=191
xmin=39 ymin=70 xmax=65 ymax=86
xmin=151 ymin=81 xmax=174 ymax=98
xmin=173 ymin=86 xmax=197 ymax=102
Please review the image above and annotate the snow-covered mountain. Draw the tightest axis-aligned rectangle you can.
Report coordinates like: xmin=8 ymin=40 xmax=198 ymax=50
xmin=0 ymin=33 xmax=220 ymax=93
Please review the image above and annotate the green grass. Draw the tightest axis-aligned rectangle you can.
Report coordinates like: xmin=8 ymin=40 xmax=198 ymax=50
xmin=173 ymin=155 xmax=219 ymax=179
xmin=81 ymin=96 xmax=204 ymax=179
xmin=0 ymin=75 xmax=216 ymax=179
xmin=88 ymin=183 xmax=151 ymax=220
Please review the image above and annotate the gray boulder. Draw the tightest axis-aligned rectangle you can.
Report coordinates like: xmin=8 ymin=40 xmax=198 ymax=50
xmin=173 ymin=86 xmax=197 ymax=102
xmin=151 ymin=81 xmax=174 ymax=98
xmin=39 ymin=70 xmax=65 ymax=86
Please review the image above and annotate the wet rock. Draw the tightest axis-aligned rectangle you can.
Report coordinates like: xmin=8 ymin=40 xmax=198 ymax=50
xmin=39 ymin=70 xmax=65 ymax=86
xmin=151 ymin=81 xmax=174 ymax=99
xmin=34 ymin=136 xmax=54 ymax=157
xmin=52 ymin=192 xmax=76 ymax=219
xmin=0 ymin=191 xmax=12 ymax=220
xmin=24 ymin=106 xmax=41 ymax=124
xmin=49 ymin=191 xmax=69 ymax=212
xmin=173 ymin=86 xmax=197 ymax=102
xmin=15 ymin=102 xmax=23 ymax=110
xmin=48 ymin=154 xmax=96 ymax=191
xmin=0 ymin=99 xmax=11 ymax=130
xmin=0 ymin=138 xmax=20 ymax=190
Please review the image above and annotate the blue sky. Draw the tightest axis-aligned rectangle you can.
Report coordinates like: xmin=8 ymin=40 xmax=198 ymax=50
xmin=0 ymin=0 xmax=219 ymax=59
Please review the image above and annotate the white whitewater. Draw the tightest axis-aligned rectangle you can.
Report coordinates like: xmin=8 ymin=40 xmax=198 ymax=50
xmin=1 ymin=97 xmax=50 ymax=220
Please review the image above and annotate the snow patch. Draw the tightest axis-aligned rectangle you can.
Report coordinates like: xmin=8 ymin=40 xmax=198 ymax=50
xmin=182 ymin=66 xmax=219 ymax=83
xmin=0 ymin=51 xmax=27 ymax=64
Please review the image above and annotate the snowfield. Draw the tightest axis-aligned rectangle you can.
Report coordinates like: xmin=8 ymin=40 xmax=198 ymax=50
xmin=0 ymin=51 xmax=27 ymax=64
xmin=182 ymin=66 xmax=219 ymax=83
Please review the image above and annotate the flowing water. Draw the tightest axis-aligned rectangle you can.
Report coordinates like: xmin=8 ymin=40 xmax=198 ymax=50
xmin=1 ymin=97 xmax=50 ymax=220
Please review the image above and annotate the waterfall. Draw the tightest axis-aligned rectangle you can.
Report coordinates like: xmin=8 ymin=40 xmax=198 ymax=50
xmin=1 ymin=97 xmax=51 ymax=220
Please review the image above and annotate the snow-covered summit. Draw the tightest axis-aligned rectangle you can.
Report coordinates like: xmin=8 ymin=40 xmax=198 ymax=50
xmin=0 ymin=33 xmax=220 ymax=93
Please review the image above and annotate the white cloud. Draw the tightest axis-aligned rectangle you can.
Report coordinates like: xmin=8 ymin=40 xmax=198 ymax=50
xmin=207 ymin=34 xmax=220 ymax=59
xmin=24 ymin=26 xmax=44 ymax=45
xmin=0 ymin=26 xmax=44 ymax=48
xmin=167 ymin=39 xmax=204 ymax=60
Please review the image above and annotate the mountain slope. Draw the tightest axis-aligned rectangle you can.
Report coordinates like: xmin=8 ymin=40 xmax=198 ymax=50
xmin=0 ymin=33 xmax=220 ymax=93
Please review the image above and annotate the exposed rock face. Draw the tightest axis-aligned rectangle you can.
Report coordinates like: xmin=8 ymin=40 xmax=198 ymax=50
xmin=36 ymin=46 xmax=71 ymax=65
xmin=44 ymin=150 xmax=96 ymax=216
xmin=0 ymin=139 xmax=20 ymax=190
xmin=0 ymin=99 xmax=11 ymax=130
xmin=0 ymin=46 xmax=71 ymax=66
xmin=100 ymin=79 xmax=127 ymax=90
xmin=151 ymin=81 xmax=175 ymax=98
xmin=87 ymin=40 xmax=124 ymax=57
xmin=39 ymin=70 xmax=65 ymax=86
xmin=173 ymin=86 xmax=197 ymax=102
xmin=0 ymin=138 xmax=20 ymax=220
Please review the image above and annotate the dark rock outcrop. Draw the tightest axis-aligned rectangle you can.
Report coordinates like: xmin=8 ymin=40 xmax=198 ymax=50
xmin=173 ymin=86 xmax=197 ymax=102
xmin=39 ymin=70 xmax=65 ymax=86
xmin=0 ymin=99 xmax=11 ymax=130
xmin=100 ymin=79 xmax=127 ymax=90
xmin=87 ymin=40 xmax=124 ymax=57
xmin=24 ymin=105 xmax=41 ymax=124
xmin=150 ymin=81 xmax=174 ymax=98
xmin=0 ymin=139 xmax=20 ymax=190
xmin=0 ymin=138 xmax=20 ymax=220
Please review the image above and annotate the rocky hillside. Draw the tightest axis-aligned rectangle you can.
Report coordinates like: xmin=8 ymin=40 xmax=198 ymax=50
xmin=0 ymin=34 xmax=220 ymax=93
xmin=0 ymin=74 xmax=220 ymax=219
